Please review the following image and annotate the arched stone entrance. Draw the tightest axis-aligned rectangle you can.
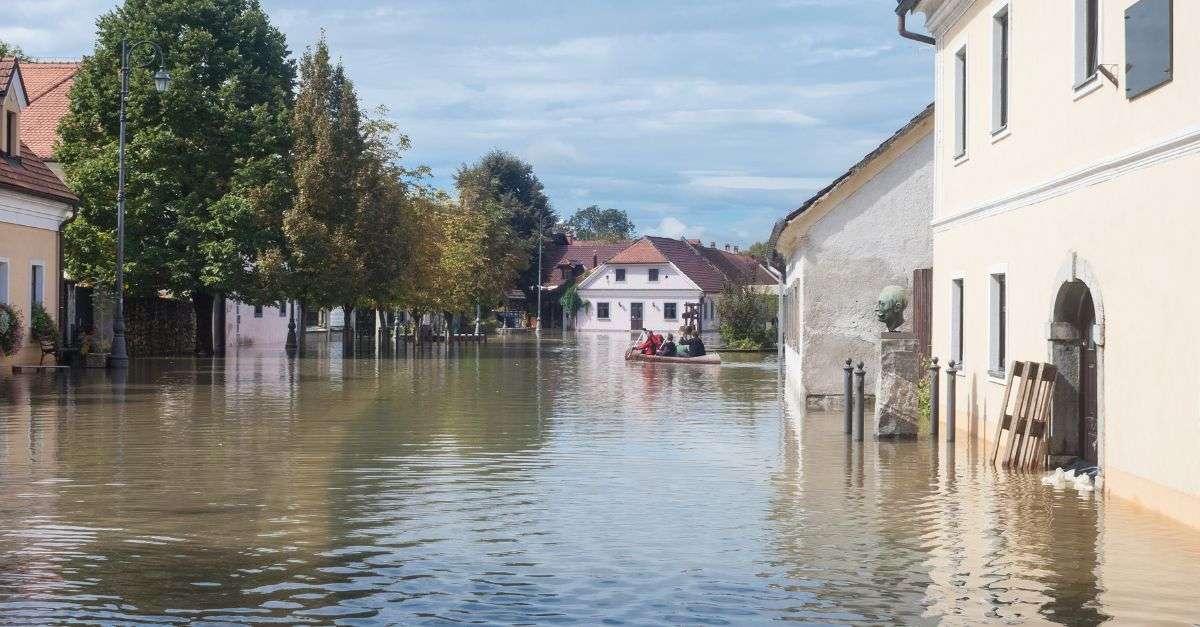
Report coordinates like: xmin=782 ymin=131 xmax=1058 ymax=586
xmin=1047 ymin=254 xmax=1104 ymax=469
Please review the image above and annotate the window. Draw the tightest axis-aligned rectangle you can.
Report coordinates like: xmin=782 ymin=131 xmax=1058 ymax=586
xmin=30 ymin=263 xmax=44 ymax=307
xmin=989 ymin=273 xmax=1007 ymax=375
xmin=4 ymin=111 xmax=16 ymax=156
xmin=992 ymin=7 xmax=1010 ymax=132
xmin=597 ymin=302 xmax=610 ymax=319
xmin=254 ymin=304 xmax=264 ymax=318
xmin=1075 ymin=0 xmax=1100 ymax=86
xmin=615 ymin=268 xmax=626 ymax=282
xmin=648 ymin=268 xmax=659 ymax=282
xmin=954 ymin=46 xmax=968 ymax=158
xmin=664 ymin=302 xmax=677 ymax=320
xmin=0 ymin=260 xmax=8 ymax=304
xmin=951 ymin=279 xmax=965 ymax=364
xmin=280 ymin=302 xmax=288 ymax=317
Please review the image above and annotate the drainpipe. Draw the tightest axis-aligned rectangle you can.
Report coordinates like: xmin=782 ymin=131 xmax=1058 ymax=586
xmin=896 ymin=0 xmax=936 ymax=46
xmin=57 ymin=203 xmax=78 ymax=348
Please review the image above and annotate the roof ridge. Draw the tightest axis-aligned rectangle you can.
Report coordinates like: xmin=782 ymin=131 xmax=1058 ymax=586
xmin=27 ymin=68 xmax=78 ymax=103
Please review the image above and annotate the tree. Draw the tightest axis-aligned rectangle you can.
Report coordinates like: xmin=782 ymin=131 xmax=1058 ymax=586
xmin=454 ymin=151 xmax=553 ymax=298
xmin=58 ymin=0 xmax=295 ymax=356
xmin=747 ymin=241 xmax=771 ymax=260
xmin=716 ymin=282 xmax=777 ymax=349
xmin=0 ymin=40 xmax=27 ymax=60
xmin=565 ymin=205 xmax=635 ymax=242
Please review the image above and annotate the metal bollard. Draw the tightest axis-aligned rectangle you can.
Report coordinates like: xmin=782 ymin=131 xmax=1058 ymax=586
xmin=946 ymin=360 xmax=957 ymax=443
xmin=929 ymin=357 xmax=941 ymax=438
xmin=853 ymin=362 xmax=866 ymax=442
xmin=843 ymin=358 xmax=854 ymax=435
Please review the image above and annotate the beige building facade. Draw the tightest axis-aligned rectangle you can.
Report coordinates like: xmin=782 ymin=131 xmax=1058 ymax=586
xmin=900 ymin=0 xmax=1199 ymax=527
xmin=1 ymin=58 xmax=77 ymax=372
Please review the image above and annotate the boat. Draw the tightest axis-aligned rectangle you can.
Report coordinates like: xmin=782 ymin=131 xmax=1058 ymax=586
xmin=625 ymin=349 xmax=721 ymax=365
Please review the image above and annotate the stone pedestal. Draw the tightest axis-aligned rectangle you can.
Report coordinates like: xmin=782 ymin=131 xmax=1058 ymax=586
xmin=874 ymin=332 xmax=920 ymax=439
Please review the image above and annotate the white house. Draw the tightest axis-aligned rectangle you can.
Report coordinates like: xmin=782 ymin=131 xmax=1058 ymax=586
xmin=223 ymin=299 xmax=293 ymax=349
xmin=770 ymin=105 xmax=934 ymax=406
xmin=574 ymin=236 xmax=776 ymax=336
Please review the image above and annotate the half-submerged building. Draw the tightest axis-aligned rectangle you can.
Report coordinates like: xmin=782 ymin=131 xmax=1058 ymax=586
xmin=896 ymin=0 xmax=1199 ymax=527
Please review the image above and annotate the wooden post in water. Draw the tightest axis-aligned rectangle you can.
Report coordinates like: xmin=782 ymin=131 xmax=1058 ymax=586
xmin=930 ymin=357 xmax=940 ymax=439
xmin=843 ymin=358 xmax=854 ymax=435
xmin=853 ymin=362 xmax=866 ymax=442
xmin=946 ymin=361 xmax=958 ymax=443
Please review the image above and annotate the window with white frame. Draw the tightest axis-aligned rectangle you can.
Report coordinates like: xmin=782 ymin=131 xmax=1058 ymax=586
xmin=992 ymin=6 xmax=1010 ymax=132
xmin=954 ymin=46 xmax=968 ymax=157
xmin=614 ymin=268 xmax=626 ymax=282
xmin=648 ymin=268 xmax=659 ymax=282
xmin=30 ymin=263 xmax=44 ymax=308
xmin=0 ymin=260 xmax=8 ymax=304
xmin=951 ymin=278 xmax=965 ymax=364
xmin=664 ymin=302 xmax=677 ymax=320
xmin=254 ymin=304 xmax=264 ymax=318
xmin=280 ymin=302 xmax=288 ymax=317
xmin=597 ymin=302 xmax=610 ymax=319
xmin=989 ymin=273 xmax=1007 ymax=375
xmin=1075 ymin=0 xmax=1100 ymax=87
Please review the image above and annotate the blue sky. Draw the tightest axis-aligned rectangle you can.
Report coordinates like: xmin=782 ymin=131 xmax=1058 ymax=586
xmin=5 ymin=1 xmax=932 ymax=246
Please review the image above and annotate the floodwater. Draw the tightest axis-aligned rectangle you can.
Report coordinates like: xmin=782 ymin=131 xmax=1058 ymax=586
xmin=0 ymin=335 xmax=1198 ymax=625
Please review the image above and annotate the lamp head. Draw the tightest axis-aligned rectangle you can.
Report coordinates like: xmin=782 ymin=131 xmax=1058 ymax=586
xmin=153 ymin=67 xmax=171 ymax=93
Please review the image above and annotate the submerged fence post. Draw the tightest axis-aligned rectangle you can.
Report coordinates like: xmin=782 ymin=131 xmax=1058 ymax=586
xmin=929 ymin=357 xmax=940 ymax=439
xmin=946 ymin=360 xmax=957 ymax=443
xmin=843 ymin=358 xmax=854 ymax=435
xmin=853 ymin=362 xmax=866 ymax=442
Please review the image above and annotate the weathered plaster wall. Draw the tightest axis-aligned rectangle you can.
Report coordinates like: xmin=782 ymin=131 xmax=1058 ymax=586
xmin=791 ymin=133 xmax=934 ymax=397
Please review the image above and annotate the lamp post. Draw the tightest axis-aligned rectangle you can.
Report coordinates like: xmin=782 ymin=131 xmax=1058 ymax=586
xmin=110 ymin=39 xmax=171 ymax=368
xmin=535 ymin=223 xmax=545 ymax=336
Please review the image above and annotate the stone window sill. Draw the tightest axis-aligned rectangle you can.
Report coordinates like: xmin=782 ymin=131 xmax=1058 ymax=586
xmin=988 ymin=369 xmax=1007 ymax=383
xmin=1073 ymin=75 xmax=1104 ymax=101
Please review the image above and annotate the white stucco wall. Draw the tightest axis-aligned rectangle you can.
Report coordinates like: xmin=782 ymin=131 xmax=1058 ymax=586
xmin=576 ymin=262 xmax=721 ymax=334
xmin=782 ymin=132 xmax=934 ymax=398
xmin=225 ymin=300 xmax=291 ymax=348
xmin=919 ymin=0 xmax=1200 ymax=527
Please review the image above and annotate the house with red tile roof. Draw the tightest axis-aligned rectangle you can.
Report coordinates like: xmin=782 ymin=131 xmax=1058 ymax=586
xmin=534 ymin=233 xmax=632 ymax=329
xmin=1 ymin=57 xmax=79 ymax=372
xmin=18 ymin=61 xmax=79 ymax=180
xmin=572 ymin=235 xmax=777 ymax=336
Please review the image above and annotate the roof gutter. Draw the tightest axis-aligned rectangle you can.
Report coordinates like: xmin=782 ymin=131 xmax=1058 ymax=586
xmin=895 ymin=0 xmax=936 ymax=46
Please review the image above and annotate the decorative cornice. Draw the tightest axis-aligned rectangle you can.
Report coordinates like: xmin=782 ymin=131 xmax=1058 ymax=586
xmin=0 ymin=187 xmax=70 ymax=231
xmin=933 ymin=123 xmax=1200 ymax=232
xmin=919 ymin=0 xmax=976 ymax=39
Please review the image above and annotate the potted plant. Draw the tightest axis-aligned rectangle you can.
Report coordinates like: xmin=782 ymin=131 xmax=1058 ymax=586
xmin=0 ymin=303 xmax=25 ymax=360
xmin=80 ymin=331 xmax=111 ymax=368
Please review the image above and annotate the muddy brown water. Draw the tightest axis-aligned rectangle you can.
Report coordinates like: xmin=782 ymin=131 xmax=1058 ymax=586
xmin=1 ymin=335 xmax=1197 ymax=625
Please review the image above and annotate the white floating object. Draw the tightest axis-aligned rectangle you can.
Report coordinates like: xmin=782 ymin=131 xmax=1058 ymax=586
xmin=1064 ymin=469 xmax=1077 ymax=481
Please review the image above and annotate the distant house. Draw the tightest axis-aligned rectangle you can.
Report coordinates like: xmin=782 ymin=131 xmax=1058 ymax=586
xmin=0 ymin=57 xmax=78 ymax=371
xmin=770 ymin=105 xmax=933 ymax=405
xmin=537 ymin=234 xmax=630 ymax=329
xmin=573 ymin=236 xmax=776 ymax=335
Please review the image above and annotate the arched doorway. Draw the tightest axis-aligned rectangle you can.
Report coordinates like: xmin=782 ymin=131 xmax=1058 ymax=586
xmin=1049 ymin=280 xmax=1099 ymax=465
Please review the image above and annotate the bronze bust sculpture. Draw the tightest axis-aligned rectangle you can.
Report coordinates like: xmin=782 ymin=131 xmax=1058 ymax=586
xmin=876 ymin=285 xmax=907 ymax=333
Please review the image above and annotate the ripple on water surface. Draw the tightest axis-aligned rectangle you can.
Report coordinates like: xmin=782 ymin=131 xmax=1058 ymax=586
xmin=0 ymin=335 xmax=1198 ymax=624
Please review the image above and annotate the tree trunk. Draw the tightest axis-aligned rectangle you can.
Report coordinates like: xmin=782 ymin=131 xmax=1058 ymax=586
xmin=193 ymin=291 xmax=215 ymax=356
xmin=341 ymin=304 xmax=355 ymax=355
xmin=214 ymin=294 xmax=227 ymax=356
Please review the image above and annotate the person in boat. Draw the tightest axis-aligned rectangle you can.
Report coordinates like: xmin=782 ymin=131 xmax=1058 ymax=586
xmin=681 ymin=326 xmax=706 ymax=357
xmin=634 ymin=331 xmax=663 ymax=356
xmin=657 ymin=334 xmax=677 ymax=357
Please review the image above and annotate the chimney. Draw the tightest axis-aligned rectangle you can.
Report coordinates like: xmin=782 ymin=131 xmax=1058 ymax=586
xmin=592 ymin=253 xmax=598 ymax=268
xmin=709 ymin=241 xmax=715 ymax=249
xmin=734 ymin=245 xmax=740 ymax=254
xmin=724 ymin=244 xmax=731 ymax=251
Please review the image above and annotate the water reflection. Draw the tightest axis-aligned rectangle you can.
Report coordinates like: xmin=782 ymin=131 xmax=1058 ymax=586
xmin=0 ymin=335 xmax=1197 ymax=624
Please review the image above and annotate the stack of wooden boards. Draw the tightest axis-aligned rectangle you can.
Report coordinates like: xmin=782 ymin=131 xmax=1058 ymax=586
xmin=990 ymin=361 xmax=1058 ymax=471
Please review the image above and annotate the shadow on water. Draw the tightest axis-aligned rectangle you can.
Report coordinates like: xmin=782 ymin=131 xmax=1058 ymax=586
xmin=0 ymin=335 xmax=1197 ymax=624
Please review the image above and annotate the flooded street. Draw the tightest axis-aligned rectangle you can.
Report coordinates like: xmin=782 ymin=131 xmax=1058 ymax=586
xmin=1 ymin=335 xmax=1198 ymax=625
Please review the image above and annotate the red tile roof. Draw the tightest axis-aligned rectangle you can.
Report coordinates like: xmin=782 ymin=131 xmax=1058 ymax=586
xmin=0 ymin=58 xmax=18 ymax=100
xmin=607 ymin=239 xmax=667 ymax=264
xmin=19 ymin=61 xmax=80 ymax=159
xmin=540 ymin=238 xmax=631 ymax=288
xmin=0 ymin=141 xmax=78 ymax=204
xmin=601 ymin=236 xmax=773 ymax=293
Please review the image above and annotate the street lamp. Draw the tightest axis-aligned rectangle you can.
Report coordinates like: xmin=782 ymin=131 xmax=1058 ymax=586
xmin=110 ymin=39 xmax=170 ymax=369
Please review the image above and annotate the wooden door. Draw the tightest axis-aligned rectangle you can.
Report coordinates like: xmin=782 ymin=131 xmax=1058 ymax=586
xmin=912 ymin=268 xmax=933 ymax=365
xmin=630 ymin=302 xmax=643 ymax=331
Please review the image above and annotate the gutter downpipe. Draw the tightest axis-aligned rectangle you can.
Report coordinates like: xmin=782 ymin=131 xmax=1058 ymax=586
xmin=896 ymin=0 xmax=936 ymax=46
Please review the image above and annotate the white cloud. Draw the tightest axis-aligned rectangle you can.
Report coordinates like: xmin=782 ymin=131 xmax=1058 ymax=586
xmin=525 ymin=137 xmax=581 ymax=165
xmin=646 ymin=216 xmax=705 ymax=239
xmin=686 ymin=174 xmax=827 ymax=191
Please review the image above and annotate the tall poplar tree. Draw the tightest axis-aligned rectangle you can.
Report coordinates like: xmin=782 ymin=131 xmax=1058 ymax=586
xmin=58 ymin=0 xmax=294 ymax=355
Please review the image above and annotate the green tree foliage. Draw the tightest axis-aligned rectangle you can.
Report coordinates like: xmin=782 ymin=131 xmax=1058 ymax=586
xmin=565 ymin=205 xmax=635 ymax=242
xmin=747 ymin=241 xmax=771 ymax=260
xmin=58 ymin=0 xmax=295 ymax=355
xmin=0 ymin=40 xmax=27 ymax=60
xmin=716 ymin=282 xmax=777 ymax=349
xmin=454 ymin=151 xmax=553 ymax=296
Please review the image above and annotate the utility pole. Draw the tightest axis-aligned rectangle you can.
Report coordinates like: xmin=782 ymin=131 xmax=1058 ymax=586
xmin=535 ymin=224 xmax=544 ymax=336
